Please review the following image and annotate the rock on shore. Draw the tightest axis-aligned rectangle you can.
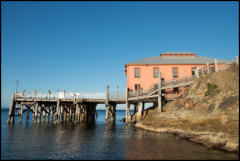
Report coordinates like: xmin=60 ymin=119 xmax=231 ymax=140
xmin=134 ymin=64 xmax=239 ymax=153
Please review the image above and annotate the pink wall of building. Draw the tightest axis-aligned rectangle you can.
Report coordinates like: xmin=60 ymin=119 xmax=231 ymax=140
xmin=125 ymin=64 xmax=206 ymax=92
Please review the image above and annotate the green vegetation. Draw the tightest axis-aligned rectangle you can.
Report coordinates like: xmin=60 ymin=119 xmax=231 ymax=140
xmin=205 ymin=83 xmax=220 ymax=96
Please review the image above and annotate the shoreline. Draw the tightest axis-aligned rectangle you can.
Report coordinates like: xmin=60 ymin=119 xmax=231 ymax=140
xmin=134 ymin=122 xmax=239 ymax=154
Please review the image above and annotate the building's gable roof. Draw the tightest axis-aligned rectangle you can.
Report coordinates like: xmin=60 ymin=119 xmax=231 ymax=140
xmin=126 ymin=56 xmax=234 ymax=65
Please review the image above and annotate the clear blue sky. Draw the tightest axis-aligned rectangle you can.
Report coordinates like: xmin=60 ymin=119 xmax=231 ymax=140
xmin=1 ymin=1 xmax=239 ymax=107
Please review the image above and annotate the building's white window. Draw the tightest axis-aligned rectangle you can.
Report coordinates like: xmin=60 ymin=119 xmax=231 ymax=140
xmin=153 ymin=67 xmax=159 ymax=78
xmin=172 ymin=67 xmax=178 ymax=78
xmin=134 ymin=68 xmax=140 ymax=78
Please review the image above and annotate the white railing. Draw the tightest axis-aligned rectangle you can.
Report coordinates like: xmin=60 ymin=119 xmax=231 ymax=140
xmin=109 ymin=92 xmax=126 ymax=99
xmin=15 ymin=91 xmax=126 ymax=100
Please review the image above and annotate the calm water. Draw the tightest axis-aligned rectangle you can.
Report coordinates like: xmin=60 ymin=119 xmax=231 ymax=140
xmin=1 ymin=108 xmax=238 ymax=160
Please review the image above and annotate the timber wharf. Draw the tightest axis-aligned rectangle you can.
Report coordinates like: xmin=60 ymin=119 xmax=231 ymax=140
xmin=7 ymin=58 xmax=237 ymax=124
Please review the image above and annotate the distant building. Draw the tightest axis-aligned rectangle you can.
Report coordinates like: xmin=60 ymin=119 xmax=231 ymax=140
xmin=124 ymin=52 xmax=233 ymax=97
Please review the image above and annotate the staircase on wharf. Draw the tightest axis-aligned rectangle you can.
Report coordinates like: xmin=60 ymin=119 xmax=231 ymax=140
xmin=7 ymin=59 xmax=234 ymax=124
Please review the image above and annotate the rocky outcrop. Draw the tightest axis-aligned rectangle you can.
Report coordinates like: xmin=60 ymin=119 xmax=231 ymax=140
xmin=135 ymin=64 xmax=239 ymax=153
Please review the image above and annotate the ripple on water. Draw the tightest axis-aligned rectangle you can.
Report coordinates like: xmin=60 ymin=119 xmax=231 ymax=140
xmin=1 ymin=109 xmax=239 ymax=160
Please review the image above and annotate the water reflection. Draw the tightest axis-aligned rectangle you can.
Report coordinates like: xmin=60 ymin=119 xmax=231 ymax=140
xmin=125 ymin=127 xmax=238 ymax=160
xmin=2 ymin=110 xmax=239 ymax=160
xmin=105 ymin=122 xmax=116 ymax=137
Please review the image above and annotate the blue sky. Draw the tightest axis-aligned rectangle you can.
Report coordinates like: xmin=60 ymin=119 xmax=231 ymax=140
xmin=1 ymin=1 xmax=239 ymax=108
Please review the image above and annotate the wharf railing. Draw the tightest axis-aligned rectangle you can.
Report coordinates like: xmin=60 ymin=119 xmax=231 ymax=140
xmin=15 ymin=91 xmax=126 ymax=100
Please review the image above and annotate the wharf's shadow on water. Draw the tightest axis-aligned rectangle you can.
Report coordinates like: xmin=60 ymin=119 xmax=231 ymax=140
xmin=2 ymin=109 xmax=239 ymax=160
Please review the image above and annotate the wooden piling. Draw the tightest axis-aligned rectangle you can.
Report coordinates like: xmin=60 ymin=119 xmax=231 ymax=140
xmin=42 ymin=104 xmax=45 ymax=121
xmin=50 ymin=105 xmax=53 ymax=121
xmin=55 ymin=100 xmax=60 ymax=123
xmin=158 ymin=72 xmax=162 ymax=112
xmin=38 ymin=104 xmax=42 ymax=123
xmin=26 ymin=107 xmax=29 ymax=122
xmin=69 ymin=106 xmax=72 ymax=121
xmin=79 ymin=104 xmax=82 ymax=122
xmin=64 ymin=107 xmax=67 ymax=122
xmin=46 ymin=105 xmax=49 ymax=121
xmin=92 ymin=104 xmax=97 ymax=122
xmin=19 ymin=103 xmax=23 ymax=123
xmin=236 ymin=56 xmax=238 ymax=64
xmin=12 ymin=104 xmax=16 ymax=124
xmin=32 ymin=105 xmax=35 ymax=122
xmin=125 ymin=86 xmax=130 ymax=122
xmin=72 ymin=104 xmax=76 ymax=122
xmin=75 ymin=103 xmax=79 ymax=123
xmin=60 ymin=104 xmax=64 ymax=123
xmin=105 ymin=85 xmax=110 ymax=121
xmin=33 ymin=102 xmax=38 ymax=123
xmin=84 ymin=105 xmax=88 ymax=122
xmin=111 ymin=104 xmax=116 ymax=122
xmin=137 ymin=101 xmax=144 ymax=120
xmin=72 ymin=104 xmax=75 ymax=121
xmin=106 ymin=104 xmax=111 ymax=121
xmin=134 ymin=103 xmax=138 ymax=114
xmin=107 ymin=104 xmax=112 ymax=121
xmin=7 ymin=94 xmax=16 ymax=124
xmin=80 ymin=104 xmax=86 ymax=122
xmin=66 ymin=106 xmax=69 ymax=122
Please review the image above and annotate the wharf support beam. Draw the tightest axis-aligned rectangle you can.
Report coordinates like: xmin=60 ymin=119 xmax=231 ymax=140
xmin=137 ymin=101 xmax=144 ymax=120
xmin=110 ymin=104 xmax=116 ymax=122
xmin=105 ymin=85 xmax=116 ymax=123
xmin=126 ymin=86 xmax=131 ymax=123
xmin=106 ymin=103 xmax=116 ymax=123
xmin=54 ymin=100 xmax=60 ymax=124
xmin=86 ymin=103 xmax=97 ymax=123
xmin=106 ymin=104 xmax=111 ymax=121
xmin=7 ymin=94 xmax=16 ymax=124
xmin=19 ymin=103 xmax=23 ymax=123
xmin=38 ymin=103 xmax=42 ymax=123
xmin=105 ymin=85 xmax=111 ymax=122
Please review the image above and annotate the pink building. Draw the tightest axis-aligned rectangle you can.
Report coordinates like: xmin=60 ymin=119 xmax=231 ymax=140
xmin=124 ymin=52 xmax=233 ymax=96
